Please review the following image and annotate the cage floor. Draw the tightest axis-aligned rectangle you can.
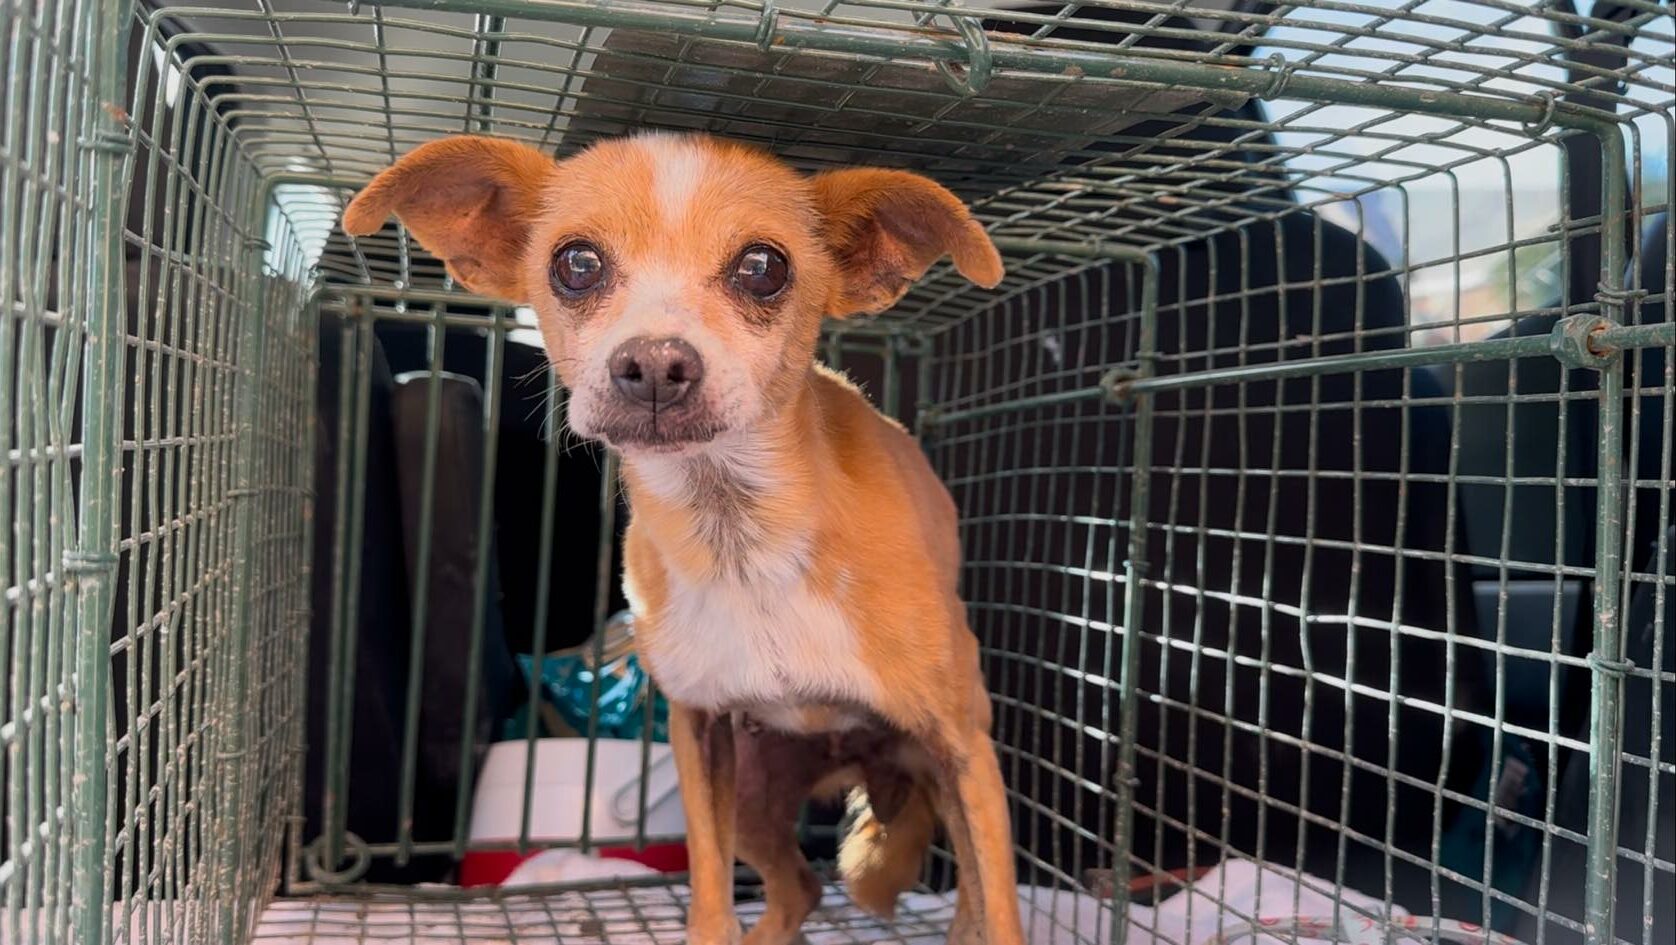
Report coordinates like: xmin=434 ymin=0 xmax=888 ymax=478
xmin=253 ymin=881 xmax=966 ymax=944
xmin=249 ymin=859 xmax=1415 ymax=945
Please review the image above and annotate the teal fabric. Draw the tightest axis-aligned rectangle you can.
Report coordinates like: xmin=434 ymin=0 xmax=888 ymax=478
xmin=503 ymin=651 xmax=670 ymax=744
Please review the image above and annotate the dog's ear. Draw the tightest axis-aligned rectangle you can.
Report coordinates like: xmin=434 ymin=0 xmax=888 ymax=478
xmin=812 ymin=168 xmax=1003 ymax=317
xmin=343 ymin=136 xmax=556 ymax=301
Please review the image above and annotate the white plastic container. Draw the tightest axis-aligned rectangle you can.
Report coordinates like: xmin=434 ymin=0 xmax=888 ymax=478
xmin=468 ymin=737 xmax=685 ymax=846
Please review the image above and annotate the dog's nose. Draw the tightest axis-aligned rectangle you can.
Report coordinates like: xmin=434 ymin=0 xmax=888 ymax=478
xmin=609 ymin=336 xmax=704 ymax=407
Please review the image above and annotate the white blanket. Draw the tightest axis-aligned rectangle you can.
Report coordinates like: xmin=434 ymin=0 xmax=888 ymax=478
xmin=252 ymin=857 xmax=1520 ymax=945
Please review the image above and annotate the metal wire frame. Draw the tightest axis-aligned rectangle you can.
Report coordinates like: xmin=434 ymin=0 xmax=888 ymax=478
xmin=170 ymin=3 xmax=1662 ymax=938
xmin=251 ymin=875 xmax=967 ymax=943
xmin=918 ymin=232 xmax=1669 ymax=945
xmin=166 ymin=1 xmax=1668 ymax=335
xmin=1 ymin=1 xmax=318 ymax=944
xmin=1 ymin=1 xmax=1671 ymax=944
xmin=285 ymin=249 xmax=1674 ymax=945
xmin=286 ymin=286 xmax=672 ymax=892
xmin=0 ymin=1 xmax=103 ymax=942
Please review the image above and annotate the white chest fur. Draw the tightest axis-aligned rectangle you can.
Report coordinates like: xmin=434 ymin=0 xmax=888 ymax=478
xmin=628 ymin=447 xmax=882 ymax=716
xmin=640 ymin=564 xmax=880 ymax=714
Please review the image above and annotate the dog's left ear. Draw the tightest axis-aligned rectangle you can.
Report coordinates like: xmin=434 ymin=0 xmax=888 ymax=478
xmin=813 ymin=168 xmax=1004 ymax=317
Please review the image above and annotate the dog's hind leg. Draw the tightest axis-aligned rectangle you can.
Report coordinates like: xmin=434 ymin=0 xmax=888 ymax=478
xmin=735 ymin=723 xmax=828 ymax=945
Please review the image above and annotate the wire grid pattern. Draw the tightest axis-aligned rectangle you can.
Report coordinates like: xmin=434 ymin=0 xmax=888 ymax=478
xmin=0 ymin=0 xmax=101 ymax=939
xmin=294 ymin=292 xmax=584 ymax=886
xmin=105 ymin=4 xmax=318 ymax=944
xmin=96 ymin=2 xmax=320 ymax=941
xmin=144 ymin=1 xmax=1670 ymax=338
xmin=921 ymin=264 xmax=1140 ymax=939
xmin=1608 ymin=243 xmax=1675 ymax=945
xmin=0 ymin=2 xmax=318 ymax=944
xmin=0 ymin=1 xmax=1670 ymax=945
xmin=249 ymin=880 xmax=970 ymax=944
xmin=922 ymin=240 xmax=1669 ymax=945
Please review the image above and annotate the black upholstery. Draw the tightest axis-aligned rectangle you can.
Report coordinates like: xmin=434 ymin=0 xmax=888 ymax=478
xmin=1504 ymin=212 xmax=1674 ymax=945
xmin=303 ymin=317 xmax=621 ymax=884
xmin=370 ymin=322 xmax=626 ymax=657
xmin=306 ymin=323 xmax=446 ymax=883
xmin=933 ymin=209 xmax=1488 ymax=911
xmin=388 ymin=370 xmax=524 ymax=866
xmin=1130 ymin=216 xmax=1483 ymax=911
xmin=1628 ymin=214 xmax=1674 ymax=579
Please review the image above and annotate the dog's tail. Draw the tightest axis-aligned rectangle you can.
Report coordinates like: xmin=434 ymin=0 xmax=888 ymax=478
xmin=838 ymin=780 xmax=937 ymax=918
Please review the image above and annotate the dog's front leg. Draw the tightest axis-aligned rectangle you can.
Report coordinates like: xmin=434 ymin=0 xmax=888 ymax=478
xmin=671 ymin=704 xmax=741 ymax=945
xmin=932 ymin=779 xmax=985 ymax=945
xmin=936 ymin=724 xmax=1025 ymax=945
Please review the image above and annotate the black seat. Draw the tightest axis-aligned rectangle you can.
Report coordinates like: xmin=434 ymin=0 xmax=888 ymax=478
xmin=1436 ymin=298 xmax=1598 ymax=930
xmin=930 ymin=207 xmax=1487 ymax=911
xmin=863 ymin=10 xmax=1491 ymax=901
xmin=306 ymin=325 xmax=445 ymax=883
xmin=1626 ymin=213 xmax=1674 ymax=581
xmin=1490 ymin=212 xmax=1673 ymax=945
xmin=1129 ymin=214 xmax=1483 ymax=910
xmin=369 ymin=319 xmax=626 ymax=658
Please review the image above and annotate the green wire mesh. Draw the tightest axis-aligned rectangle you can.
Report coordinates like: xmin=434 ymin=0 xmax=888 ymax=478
xmin=0 ymin=1 xmax=1671 ymax=944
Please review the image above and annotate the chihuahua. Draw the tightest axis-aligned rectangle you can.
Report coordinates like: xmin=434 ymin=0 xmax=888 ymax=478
xmin=344 ymin=133 xmax=1022 ymax=945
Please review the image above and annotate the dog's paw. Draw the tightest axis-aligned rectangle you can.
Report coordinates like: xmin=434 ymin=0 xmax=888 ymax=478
xmin=742 ymin=925 xmax=810 ymax=945
xmin=686 ymin=921 xmax=743 ymax=945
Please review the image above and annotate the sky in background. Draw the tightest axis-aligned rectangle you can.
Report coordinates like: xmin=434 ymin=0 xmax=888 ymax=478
xmin=1253 ymin=0 xmax=1672 ymax=341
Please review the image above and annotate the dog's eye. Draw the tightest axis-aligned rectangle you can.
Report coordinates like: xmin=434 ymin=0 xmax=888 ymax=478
xmin=551 ymin=242 xmax=605 ymax=294
xmin=733 ymin=245 xmax=788 ymax=299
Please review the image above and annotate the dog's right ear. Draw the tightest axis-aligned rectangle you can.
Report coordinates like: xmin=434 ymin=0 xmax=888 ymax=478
xmin=343 ymin=136 xmax=556 ymax=302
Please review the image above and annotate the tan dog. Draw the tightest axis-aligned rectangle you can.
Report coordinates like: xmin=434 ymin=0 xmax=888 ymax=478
xmin=344 ymin=133 xmax=1023 ymax=945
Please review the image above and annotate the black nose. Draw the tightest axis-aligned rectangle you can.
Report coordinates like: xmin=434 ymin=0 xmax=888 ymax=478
xmin=609 ymin=336 xmax=704 ymax=408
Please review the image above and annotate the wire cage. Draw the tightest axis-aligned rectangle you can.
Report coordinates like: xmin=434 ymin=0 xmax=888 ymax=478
xmin=1 ymin=1 xmax=1671 ymax=944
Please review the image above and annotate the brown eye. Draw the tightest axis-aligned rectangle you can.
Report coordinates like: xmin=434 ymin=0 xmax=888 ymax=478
xmin=733 ymin=244 xmax=788 ymax=299
xmin=551 ymin=241 xmax=605 ymax=294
